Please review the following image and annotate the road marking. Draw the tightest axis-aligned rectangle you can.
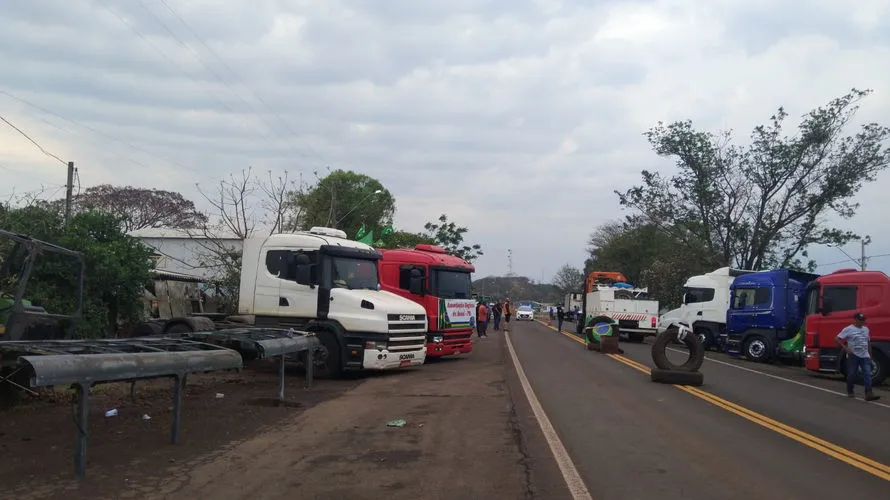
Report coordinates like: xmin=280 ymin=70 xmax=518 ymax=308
xmin=663 ymin=346 xmax=890 ymax=410
xmin=534 ymin=321 xmax=890 ymax=482
xmin=504 ymin=331 xmax=593 ymax=500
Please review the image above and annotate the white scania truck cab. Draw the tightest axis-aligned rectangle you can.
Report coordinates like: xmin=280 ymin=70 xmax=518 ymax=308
xmin=238 ymin=227 xmax=428 ymax=377
xmin=657 ymin=267 xmax=755 ymax=350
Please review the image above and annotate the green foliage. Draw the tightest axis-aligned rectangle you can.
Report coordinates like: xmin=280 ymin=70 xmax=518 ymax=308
xmin=423 ymin=214 xmax=483 ymax=263
xmin=616 ymin=88 xmax=890 ymax=271
xmin=472 ymin=276 xmax=561 ymax=304
xmin=0 ymin=206 xmax=153 ymax=338
xmin=289 ymin=169 xmax=396 ymax=239
xmin=376 ymin=230 xmax=436 ymax=249
xmin=552 ymin=264 xmax=585 ymax=293
xmin=586 ymin=220 xmax=721 ymax=308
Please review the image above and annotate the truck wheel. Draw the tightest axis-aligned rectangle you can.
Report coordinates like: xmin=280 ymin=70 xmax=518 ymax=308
xmin=313 ymin=331 xmax=343 ymax=379
xmin=133 ymin=322 xmax=164 ymax=337
xmin=867 ymin=352 xmax=888 ymax=386
xmin=694 ymin=327 xmax=714 ymax=351
xmin=651 ymin=329 xmax=704 ymax=372
xmin=627 ymin=333 xmax=646 ymax=343
xmin=650 ymin=368 xmax=704 ymax=386
xmin=743 ymin=335 xmax=772 ymax=363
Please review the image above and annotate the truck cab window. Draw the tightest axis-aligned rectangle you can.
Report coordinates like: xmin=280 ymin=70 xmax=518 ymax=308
xmin=683 ymin=287 xmax=715 ymax=304
xmin=822 ymin=286 xmax=857 ymax=312
xmin=732 ymin=287 xmax=771 ymax=309
xmin=331 ymin=257 xmax=378 ymax=290
xmin=265 ymin=250 xmax=318 ymax=283
xmin=398 ymin=266 xmax=424 ymax=290
xmin=433 ymin=270 xmax=471 ymax=299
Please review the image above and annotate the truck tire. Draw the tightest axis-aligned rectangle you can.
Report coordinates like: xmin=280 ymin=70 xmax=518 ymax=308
xmin=651 ymin=329 xmax=704 ymax=372
xmin=313 ymin=330 xmax=343 ymax=379
xmin=133 ymin=322 xmax=164 ymax=337
xmin=626 ymin=332 xmax=646 ymax=343
xmin=866 ymin=352 xmax=888 ymax=386
xmin=694 ymin=327 xmax=714 ymax=351
xmin=650 ymin=368 xmax=704 ymax=386
xmin=743 ymin=335 xmax=773 ymax=363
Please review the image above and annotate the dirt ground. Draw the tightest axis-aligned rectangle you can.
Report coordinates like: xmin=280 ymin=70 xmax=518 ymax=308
xmin=2 ymin=362 xmax=358 ymax=499
xmin=1 ymin=332 xmax=539 ymax=500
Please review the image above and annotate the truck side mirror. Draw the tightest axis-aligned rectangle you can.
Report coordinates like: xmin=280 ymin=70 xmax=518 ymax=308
xmin=408 ymin=267 xmax=425 ymax=295
xmin=295 ymin=265 xmax=311 ymax=285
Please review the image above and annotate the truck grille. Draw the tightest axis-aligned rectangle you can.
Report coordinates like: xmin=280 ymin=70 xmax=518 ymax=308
xmin=387 ymin=313 xmax=427 ymax=351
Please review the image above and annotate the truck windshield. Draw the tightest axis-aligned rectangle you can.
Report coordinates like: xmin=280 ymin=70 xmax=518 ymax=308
xmin=434 ymin=269 xmax=471 ymax=299
xmin=330 ymin=257 xmax=379 ymax=290
xmin=683 ymin=287 xmax=715 ymax=304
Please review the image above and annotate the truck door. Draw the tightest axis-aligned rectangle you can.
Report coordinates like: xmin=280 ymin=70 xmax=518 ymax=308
xmin=276 ymin=249 xmax=320 ymax=318
xmin=728 ymin=286 xmax=772 ymax=332
xmin=819 ymin=285 xmax=859 ymax=342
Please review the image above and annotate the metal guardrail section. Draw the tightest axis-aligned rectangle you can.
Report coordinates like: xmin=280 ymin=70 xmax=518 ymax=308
xmin=181 ymin=328 xmax=318 ymax=401
xmin=184 ymin=327 xmax=318 ymax=359
xmin=0 ymin=338 xmax=242 ymax=481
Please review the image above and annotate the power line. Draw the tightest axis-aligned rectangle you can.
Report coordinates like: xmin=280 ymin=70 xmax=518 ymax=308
xmin=138 ymin=0 xmax=325 ymax=168
xmin=0 ymin=113 xmax=67 ymax=165
xmin=155 ymin=0 xmax=329 ymax=168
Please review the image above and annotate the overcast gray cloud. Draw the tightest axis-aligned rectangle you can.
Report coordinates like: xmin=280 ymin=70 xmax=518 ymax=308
xmin=2 ymin=0 xmax=890 ymax=280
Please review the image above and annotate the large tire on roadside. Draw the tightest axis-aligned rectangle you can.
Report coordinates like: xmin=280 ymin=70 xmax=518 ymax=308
xmin=165 ymin=322 xmax=193 ymax=334
xmin=133 ymin=322 xmax=164 ymax=337
xmin=650 ymin=368 xmax=704 ymax=386
xmin=651 ymin=329 xmax=705 ymax=372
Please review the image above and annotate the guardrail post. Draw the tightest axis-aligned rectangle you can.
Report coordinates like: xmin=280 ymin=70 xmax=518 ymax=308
xmin=170 ymin=375 xmax=184 ymax=444
xmin=74 ymin=383 xmax=90 ymax=481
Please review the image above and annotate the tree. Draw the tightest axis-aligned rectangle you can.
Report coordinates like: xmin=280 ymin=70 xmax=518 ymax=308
xmin=423 ymin=214 xmax=484 ymax=263
xmin=552 ymin=264 xmax=585 ymax=293
xmin=289 ymin=169 xmax=395 ymax=239
xmin=376 ymin=230 xmax=436 ymax=249
xmin=64 ymin=185 xmax=208 ymax=232
xmin=0 ymin=205 xmax=153 ymax=338
xmin=617 ymin=88 xmax=890 ymax=271
xmin=192 ymin=168 xmax=300 ymax=312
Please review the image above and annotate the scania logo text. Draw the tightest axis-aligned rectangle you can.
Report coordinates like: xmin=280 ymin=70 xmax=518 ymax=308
xmin=399 ymin=315 xmax=416 ymax=321
xmin=399 ymin=353 xmax=415 ymax=360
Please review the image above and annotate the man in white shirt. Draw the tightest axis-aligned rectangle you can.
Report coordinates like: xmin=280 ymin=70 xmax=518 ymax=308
xmin=836 ymin=312 xmax=880 ymax=401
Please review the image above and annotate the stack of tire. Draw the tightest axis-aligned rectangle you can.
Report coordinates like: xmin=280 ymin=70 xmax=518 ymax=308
xmin=650 ymin=325 xmax=705 ymax=386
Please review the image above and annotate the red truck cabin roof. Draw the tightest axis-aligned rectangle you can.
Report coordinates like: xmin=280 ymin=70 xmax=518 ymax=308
xmin=817 ymin=268 xmax=890 ymax=285
xmin=378 ymin=245 xmax=475 ymax=271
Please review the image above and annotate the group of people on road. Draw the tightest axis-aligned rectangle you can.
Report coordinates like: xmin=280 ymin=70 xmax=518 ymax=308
xmin=475 ymin=298 xmax=512 ymax=338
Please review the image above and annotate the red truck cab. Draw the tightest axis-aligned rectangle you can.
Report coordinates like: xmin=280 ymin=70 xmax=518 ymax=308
xmin=804 ymin=268 xmax=889 ymax=385
xmin=378 ymin=244 xmax=476 ymax=358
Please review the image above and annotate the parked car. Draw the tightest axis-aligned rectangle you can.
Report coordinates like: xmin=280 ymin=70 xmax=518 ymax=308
xmin=516 ymin=305 xmax=535 ymax=321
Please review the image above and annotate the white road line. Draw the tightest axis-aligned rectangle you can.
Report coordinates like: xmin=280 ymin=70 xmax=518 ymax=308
xmin=665 ymin=347 xmax=890 ymax=410
xmin=504 ymin=331 xmax=593 ymax=500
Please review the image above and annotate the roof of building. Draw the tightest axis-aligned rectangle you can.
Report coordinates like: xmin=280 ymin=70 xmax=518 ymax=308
xmin=129 ymin=228 xmax=242 ymax=240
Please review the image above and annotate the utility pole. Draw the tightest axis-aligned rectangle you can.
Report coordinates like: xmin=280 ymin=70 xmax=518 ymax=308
xmin=507 ymin=249 xmax=515 ymax=277
xmin=861 ymin=237 xmax=870 ymax=271
xmin=64 ymin=161 xmax=75 ymax=225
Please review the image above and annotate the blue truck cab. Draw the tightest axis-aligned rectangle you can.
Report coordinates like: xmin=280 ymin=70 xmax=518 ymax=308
xmin=725 ymin=269 xmax=819 ymax=363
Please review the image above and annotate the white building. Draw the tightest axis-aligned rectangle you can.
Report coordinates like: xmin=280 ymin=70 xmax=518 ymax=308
xmin=128 ymin=228 xmax=243 ymax=281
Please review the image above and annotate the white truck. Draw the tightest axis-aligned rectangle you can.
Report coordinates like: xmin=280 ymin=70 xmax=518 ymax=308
xmin=583 ymin=285 xmax=659 ymax=342
xmin=139 ymin=227 xmax=428 ymax=377
xmin=656 ymin=266 xmax=755 ymax=350
xmin=563 ymin=292 xmax=583 ymax=321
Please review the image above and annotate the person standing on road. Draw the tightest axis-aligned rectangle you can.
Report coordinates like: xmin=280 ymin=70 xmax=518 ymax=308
xmin=492 ymin=301 xmax=502 ymax=331
xmin=837 ymin=312 xmax=880 ymax=401
xmin=556 ymin=305 xmax=565 ymax=332
xmin=476 ymin=301 xmax=489 ymax=338
xmin=503 ymin=299 xmax=512 ymax=332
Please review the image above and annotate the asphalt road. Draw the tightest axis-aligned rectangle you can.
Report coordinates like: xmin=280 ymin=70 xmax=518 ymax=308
xmin=506 ymin=318 xmax=890 ymax=499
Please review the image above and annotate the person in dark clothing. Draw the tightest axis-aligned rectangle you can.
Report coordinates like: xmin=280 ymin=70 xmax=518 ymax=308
xmin=503 ymin=299 xmax=512 ymax=332
xmin=492 ymin=302 xmax=503 ymax=331
xmin=556 ymin=305 xmax=565 ymax=332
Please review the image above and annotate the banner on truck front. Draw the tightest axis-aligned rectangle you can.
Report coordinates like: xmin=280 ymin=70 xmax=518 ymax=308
xmin=438 ymin=298 xmax=477 ymax=330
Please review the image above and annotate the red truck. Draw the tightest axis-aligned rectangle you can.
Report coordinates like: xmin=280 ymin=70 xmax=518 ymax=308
xmin=804 ymin=268 xmax=889 ymax=385
xmin=378 ymin=244 xmax=476 ymax=358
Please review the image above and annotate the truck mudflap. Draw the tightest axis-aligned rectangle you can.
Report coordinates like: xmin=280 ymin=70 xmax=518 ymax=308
xmin=361 ymin=346 xmax=426 ymax=370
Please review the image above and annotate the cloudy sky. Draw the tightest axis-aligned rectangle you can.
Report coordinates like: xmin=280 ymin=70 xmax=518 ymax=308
xmin=2 ymin=0 xmax=889 ymax=280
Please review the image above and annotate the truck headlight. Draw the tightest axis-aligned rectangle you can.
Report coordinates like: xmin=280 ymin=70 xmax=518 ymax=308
xmin=364 ymin=341 xmax=387 ymax=350
xmin=432 ymin=336 xmax=444 ymax=343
